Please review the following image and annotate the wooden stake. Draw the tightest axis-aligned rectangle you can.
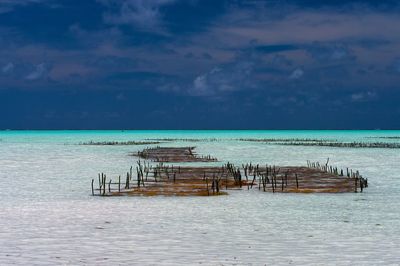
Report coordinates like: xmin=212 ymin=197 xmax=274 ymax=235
xmin=91 ymin=179 xmax=94 ymax=196
xmin=118 ymin=175 xmax=121 ymax=192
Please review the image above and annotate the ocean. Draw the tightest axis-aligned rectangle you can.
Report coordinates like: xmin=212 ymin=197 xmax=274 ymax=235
xmin=0 ymin=130 xmax=399 ymax=265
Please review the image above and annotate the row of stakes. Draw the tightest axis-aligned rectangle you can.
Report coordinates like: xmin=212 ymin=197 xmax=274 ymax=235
xmin=307 ymin=158 xmax=368 ymax=192
xmin=92 ymin=161 xmax=226 ymax=196
xmin=229 ymin=162 xmax=297 ymax=193
xmin=92 ymin=159 xmax=367 ymax=196
xmin=93 ymin=161 xmax=305 ymax=196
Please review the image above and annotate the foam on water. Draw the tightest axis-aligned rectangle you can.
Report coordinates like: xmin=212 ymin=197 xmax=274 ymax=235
xmin=0 ymin=130 xmax=399 ymax=265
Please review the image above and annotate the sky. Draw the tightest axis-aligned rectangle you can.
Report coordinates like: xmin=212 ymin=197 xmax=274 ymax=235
xmin=1 ymin=0 xmax=400 ymax=129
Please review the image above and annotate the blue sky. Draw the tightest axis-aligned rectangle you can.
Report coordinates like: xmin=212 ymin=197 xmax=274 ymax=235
xmin=1 ymin=0 xmax=400 ymax=129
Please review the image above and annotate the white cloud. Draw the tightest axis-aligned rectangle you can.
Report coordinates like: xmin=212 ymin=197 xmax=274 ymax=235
xmin=25 ymin=63 xmax=50 ymax=80
xmin=1 ymin=62 xmax=14 ymax=74
xmin=351 ymin=91 xmax=376 ymax=102
xmin=306 ymin=43 xmax=356 ymax=62
xmin=190 ymin=62 xmax=255 ymax=96
xmin=99 ymin=0 xmax=175 ymax=30
xmin=289 ymin=68 xmax=304 ymax=79
xmin=0 ymin=0 xmax=46 ymax=13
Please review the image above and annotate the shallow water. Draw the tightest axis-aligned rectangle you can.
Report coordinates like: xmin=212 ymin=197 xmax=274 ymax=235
xmin=0 ymin=130 xmax=399 ymax=265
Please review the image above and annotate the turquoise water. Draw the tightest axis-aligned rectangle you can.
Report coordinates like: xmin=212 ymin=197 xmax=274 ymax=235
xmin=1 ymin=130 xmax=400 ymax=265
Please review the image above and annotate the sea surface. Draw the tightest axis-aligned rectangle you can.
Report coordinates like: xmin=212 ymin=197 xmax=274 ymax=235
xmin=0 ymin=130 xmax=399 ymax=265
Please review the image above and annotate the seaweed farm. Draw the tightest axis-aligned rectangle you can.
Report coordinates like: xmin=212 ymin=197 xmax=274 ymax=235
xmin=273 ymin=141 xmax=400 ymax=149
xmin=92 ymin=158 xmax=368 ymax=197
xmin=136 ymin=146 xmax=218 ymax=162
xmin=237 ymin=138 xmax=400 ymax=148
xmin=92 ymin=142 xmax=370 ymax=197
xmin=1 ymin=130 xmax=399 ymax=265
xmin=79 ymin=140 xmax=162 ymax=145
xmin=144 ymin=137 xmax=400 ymax=149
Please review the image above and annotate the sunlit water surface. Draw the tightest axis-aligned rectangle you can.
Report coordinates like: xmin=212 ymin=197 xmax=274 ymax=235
xmin=0 ymin=130 xmax=399 ymax=265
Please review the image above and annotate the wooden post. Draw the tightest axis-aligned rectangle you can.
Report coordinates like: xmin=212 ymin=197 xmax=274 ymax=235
xmin=91 ymin=179 xmax=94 ymax=196
xmin=285 ymin=172 xmax=288 ymax=187
xmin=103 ymin=175 xmax=107 ymax=196
xmin=245 ymin=172 xmax=249 ymax=190
xmin=137 ymin=168 xmax=140 ymax=188
xmin=212 ymin=175 xmax=215 ymax=194
xmin=251 ymin=173 xmax=256 ymax=189
xmin=262 ymin=175 xmax=266 ymax=192
xmin=118 ymin=175 xmax=121 ymax=192
xmin=98 ymin=174 xmax=101 ymax=192
xmin=108 ymin=179 xmax=111 ymax=193
xmin=295 ymin=173 xmax=299 ymax=189
xmin=271 ymin=176 xmax=275 ymax=193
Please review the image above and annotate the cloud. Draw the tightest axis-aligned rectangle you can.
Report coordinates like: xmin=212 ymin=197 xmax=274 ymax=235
xmin=189 ymin=61 xmax=256 ymax=96
xmin=351 ymin=91 xmax=377 ymax=102
xmin=0 ymin=61 xmax=53 ymax=81
xmin=306 ymin=42 xmax=356 ymax=62
xmin=99 ymin=0 xmax=176 ymax=30
xmin=202 ymin=3 xmax=400 ymax=61
xmin=25 ymin=63 xmax=51 ymax=80
xmin=1 ymin=0 xmax=399 ymax=100
xmin=1 ymin=62 xmax=14 ymax=74
xmin=0 ymin=0 xmax=47 ymax=13
xmin=289 ymin=68 xmax=304 ymax=79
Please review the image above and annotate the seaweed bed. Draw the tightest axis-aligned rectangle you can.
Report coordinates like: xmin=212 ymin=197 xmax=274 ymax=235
xmin=79 ymin=141 xmax=162 ymax=146
xmin=145 ymin=138 xmax=220 ymax=142
xmin=89 ymin=137 xmax=371 ymax=197
xmin=92 ymin=151 xmax=368 ymax=197
xmin=237 ymin=138 xmax=336 ymax=143
xmin=367 ymin=136 xmax=400 ymax=139
xmin=145 ymin=138 xmax=400 ymax=149
xmin=237 ymin=138 xmax=400 ymax=148
xmin=135 ymin=146 xmax=218 ymax=162
xmin=274 ymin=141 xmax=400 ymax=149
